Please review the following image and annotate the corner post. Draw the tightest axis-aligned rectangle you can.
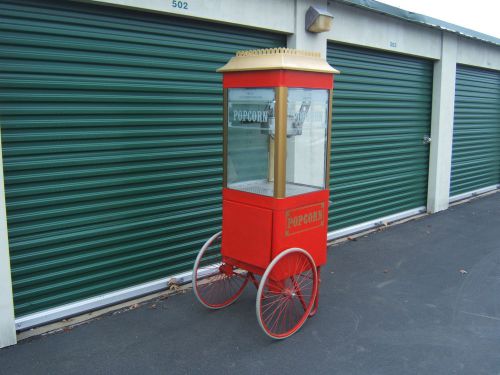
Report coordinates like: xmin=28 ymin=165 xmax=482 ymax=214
xmin=427 ymin=32 xmax=458 ymax=213
xmin=274 ymin=87 xmax=288 ymax=198
xmin=0 ymin=125 xmax=16 ymax=348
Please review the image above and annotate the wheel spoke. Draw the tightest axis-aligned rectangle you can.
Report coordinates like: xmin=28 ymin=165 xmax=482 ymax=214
xmin=291 ymin=276 xmax=308 ymax=311
xmin=261 ymin=295 xmax=287 ymax=316
xmin=268 ymin=297 xmax=290 ymax=333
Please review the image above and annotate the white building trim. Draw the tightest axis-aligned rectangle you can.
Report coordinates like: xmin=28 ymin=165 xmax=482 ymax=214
xmin=326 ymin=1 xmax=441 ymax=59
xmin=457 ymin=37 xmax=500 ymax=71
xmin=427 ymin=32 xmax=458 ymax=213
xmin=327 ymin=207 xmax=426 ymax=240
xmin=449 ymin=185 xmax=500 ymax=204
xmin=14 ymin=270 xmax=190 ymax=331
xmin=0 ymin=125 xmax=17 ymax=348
xmin=85 ymin=0 xmax=295 ymax=33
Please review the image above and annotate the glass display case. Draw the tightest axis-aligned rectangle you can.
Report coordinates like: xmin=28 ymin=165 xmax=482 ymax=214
xmin=227 ymin=88 xmax=275 ymax=196
xmin=226 ymin=87 xmax=330 ymax=198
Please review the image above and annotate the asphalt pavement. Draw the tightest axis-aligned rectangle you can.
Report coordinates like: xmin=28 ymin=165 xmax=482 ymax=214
xmin=1 ymin=191 xmax=499 ymax=375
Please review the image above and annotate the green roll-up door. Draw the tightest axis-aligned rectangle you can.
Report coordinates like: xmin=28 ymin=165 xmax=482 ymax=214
xmin=450 ymin=65 xmax=500 ymax=197
xmin=327 ymin=43 xmax=432 ymax=231
xmin=0 ymin=0 xmax=285 ymax=316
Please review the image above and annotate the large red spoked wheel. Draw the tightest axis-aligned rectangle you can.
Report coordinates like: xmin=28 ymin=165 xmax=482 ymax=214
xmin=256 ymin=248 xmax=318 ymax=339
xmin=193 ymin=231 xmax=249 ymax=309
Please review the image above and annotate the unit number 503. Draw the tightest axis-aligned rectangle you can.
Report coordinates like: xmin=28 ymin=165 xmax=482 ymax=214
xmin=172 ymin=0 xmax=188 ymax=9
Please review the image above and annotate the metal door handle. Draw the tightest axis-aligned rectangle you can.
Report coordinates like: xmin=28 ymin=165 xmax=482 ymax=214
xmin=423 ymin=135 xmax=431 ymax=144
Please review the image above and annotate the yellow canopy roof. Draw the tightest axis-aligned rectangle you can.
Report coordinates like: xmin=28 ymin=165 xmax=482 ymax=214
xmin=217 ymin=48 xmax=340 ymax=74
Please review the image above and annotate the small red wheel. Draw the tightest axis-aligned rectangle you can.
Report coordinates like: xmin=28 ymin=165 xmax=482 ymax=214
xmin=193 ymin=231 xmax=249 ymax=309
xmin=256 ymin=248 xmax=318 ymax=339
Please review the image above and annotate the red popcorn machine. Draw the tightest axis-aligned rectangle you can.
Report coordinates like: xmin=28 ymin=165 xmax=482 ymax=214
xmin=192 ymin=48 xmax=338 ymax=339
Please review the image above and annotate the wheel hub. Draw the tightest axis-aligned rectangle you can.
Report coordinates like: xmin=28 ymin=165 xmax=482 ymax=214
xmin=219 ymin=263 xmax=234 ymax=276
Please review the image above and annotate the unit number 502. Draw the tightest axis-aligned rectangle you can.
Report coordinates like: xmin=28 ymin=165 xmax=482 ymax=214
xmin=172 ymin=0 xmax=188 ymax=9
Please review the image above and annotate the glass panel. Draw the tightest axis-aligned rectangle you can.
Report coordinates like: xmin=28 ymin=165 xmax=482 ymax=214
xmin=227 ymin=88 xmax=275 ymax=196
xmin=286 ymin=88 xmax=328 ymax=197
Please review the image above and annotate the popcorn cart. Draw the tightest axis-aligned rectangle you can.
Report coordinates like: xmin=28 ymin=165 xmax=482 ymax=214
xmin=192 ymin=48 xmax=338 ymax=339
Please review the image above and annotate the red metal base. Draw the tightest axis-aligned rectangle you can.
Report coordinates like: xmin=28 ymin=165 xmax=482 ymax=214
xmin=221 ymin=188 xmax=328 ymax=279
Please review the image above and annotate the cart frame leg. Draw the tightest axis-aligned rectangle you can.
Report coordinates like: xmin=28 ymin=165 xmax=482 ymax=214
xmin=248 ymin=273 xmax=259 ymax=289
xmin=309 ymin=267 xmax=321 ymax=317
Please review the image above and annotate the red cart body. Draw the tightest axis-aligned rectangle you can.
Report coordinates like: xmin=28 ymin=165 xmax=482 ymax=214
xmin=222 ymin=188 xmax=328 ymax=280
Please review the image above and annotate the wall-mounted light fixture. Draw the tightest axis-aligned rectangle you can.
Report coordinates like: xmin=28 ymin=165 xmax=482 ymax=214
xmin=305 ymin=6 xmax=333 ymax=33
